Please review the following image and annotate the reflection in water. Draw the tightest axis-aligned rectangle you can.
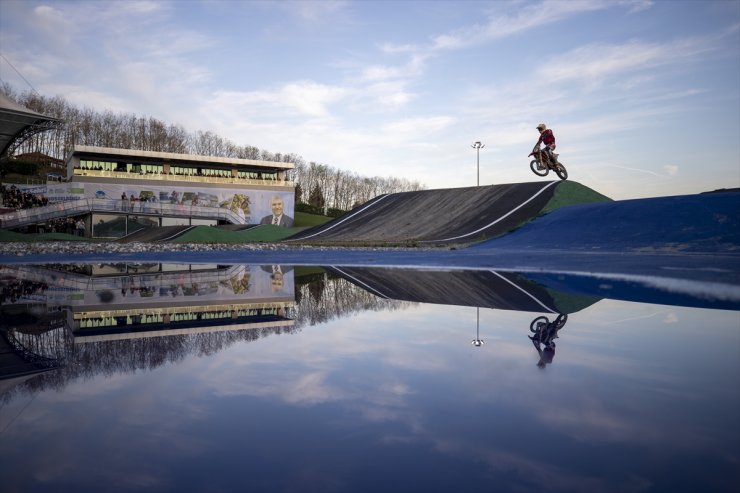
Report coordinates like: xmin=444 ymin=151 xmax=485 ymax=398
xmin=330 ymin=266 xmax=602 ymax=313
xmin=529 ymin=313 xmax=568 ymax=368
xmin=1 ymin=263 xmax=738 ymax=492
xmin=472 ymin=307 xmax=484 ymax=347
xmin=0 ymin=264 xmax=409 ymax=403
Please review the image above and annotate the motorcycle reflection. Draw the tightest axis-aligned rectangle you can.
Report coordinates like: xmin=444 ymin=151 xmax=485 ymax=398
xmin=529 ymin=314 xmax=568 ymax=368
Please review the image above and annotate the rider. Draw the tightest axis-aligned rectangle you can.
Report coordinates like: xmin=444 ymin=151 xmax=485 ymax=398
xmin=534 ymin=123 xmax=557 ymax=167
xmin=529 ymin=314 xmax=567 ymax=368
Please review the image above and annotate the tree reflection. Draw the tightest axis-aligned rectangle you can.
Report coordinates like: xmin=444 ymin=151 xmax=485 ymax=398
xmin=293 ymin=271 xmax=410 ymax=327
xmin=1 ymin=270 xmax=409 ymax=403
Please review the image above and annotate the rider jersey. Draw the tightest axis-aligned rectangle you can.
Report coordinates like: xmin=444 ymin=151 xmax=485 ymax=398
xmin=539 ymin=129 xmax=556 ymax=147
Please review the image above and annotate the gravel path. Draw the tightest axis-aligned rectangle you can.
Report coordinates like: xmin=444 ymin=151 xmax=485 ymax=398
xmin=0 ymin=241 xmax=289 ymax=256
xmin=0 ymin=241 xmax=436 ymax=257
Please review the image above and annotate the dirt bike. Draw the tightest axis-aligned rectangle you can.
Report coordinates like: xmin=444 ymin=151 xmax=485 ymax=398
xmin=529 ymin=314 xmax=568 ymax=346
xmin=529 ymin=147 xmax=568 ymax=180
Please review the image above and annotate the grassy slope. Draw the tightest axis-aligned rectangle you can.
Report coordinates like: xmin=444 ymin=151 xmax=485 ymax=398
xmin=472 ymin=181 xmax=614 ymax=244
xmin=540 ymin=181 xmax=612 ymax=215
xmin=294 ymin=211 xmax=334 ymax=228
xmin=1 ymin=211 xmax=333 ymax=243
xmin=0 ymin=229 xmax=91 ymax=242
xmin=172 ymin=211 xmax=333 ymax=243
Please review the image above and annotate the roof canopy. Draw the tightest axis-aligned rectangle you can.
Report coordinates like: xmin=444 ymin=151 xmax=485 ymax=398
xmin=0 ymin=92 xmax=61 ymax=158
xmin=69 ymin=145 xmax=295 ymax=170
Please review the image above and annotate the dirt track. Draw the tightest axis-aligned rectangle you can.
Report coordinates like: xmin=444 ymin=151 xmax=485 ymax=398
xmin=288 ymin=181 xmax=560 ymax=245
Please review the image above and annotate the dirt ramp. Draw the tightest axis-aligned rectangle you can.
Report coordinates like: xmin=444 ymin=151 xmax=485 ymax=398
xmin=329 ymin=266 xmax=596 ymax=313
xmin=117 ymin=225 xmax=193 ymax=243
xmin=288 ymin=181 xmax=561 ymax=246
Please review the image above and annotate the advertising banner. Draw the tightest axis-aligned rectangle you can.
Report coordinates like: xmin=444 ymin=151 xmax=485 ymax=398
xmin=46 ymin=182 xmax=295 ymax=225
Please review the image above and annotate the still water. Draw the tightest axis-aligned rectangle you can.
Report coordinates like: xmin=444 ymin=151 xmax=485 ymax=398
xmin=1 ymin=263 xmax=738 ymax=493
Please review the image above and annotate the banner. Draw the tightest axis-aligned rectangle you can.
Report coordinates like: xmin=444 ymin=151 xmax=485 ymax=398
xmin=46 ymin=182 xmax=295 ymax=225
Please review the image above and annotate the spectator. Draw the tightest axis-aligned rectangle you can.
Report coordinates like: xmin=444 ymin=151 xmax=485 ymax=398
xmin=0 ymin=184 xmax=49 ymax=211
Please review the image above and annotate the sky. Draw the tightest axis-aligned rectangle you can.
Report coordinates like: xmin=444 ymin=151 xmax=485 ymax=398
xmin=0 ymin=0 xmax=738 ymax=200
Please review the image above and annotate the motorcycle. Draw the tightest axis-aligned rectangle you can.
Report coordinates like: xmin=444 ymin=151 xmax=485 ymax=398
xmin=529 ymin=313 xmax=568 ymax=346
xmin=529 ymin=147 xmax=568 ymax=180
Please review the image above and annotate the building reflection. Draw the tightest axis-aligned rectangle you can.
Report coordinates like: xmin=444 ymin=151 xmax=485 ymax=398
xmin=0 ymin=264 xmax=413 ymax=399
xmin=0 ymin=263 xmax=296 ymax=395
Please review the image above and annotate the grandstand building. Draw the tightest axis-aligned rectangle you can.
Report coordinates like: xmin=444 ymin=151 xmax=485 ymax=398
xmin=2 ymin=145 xmax=295 ymax=237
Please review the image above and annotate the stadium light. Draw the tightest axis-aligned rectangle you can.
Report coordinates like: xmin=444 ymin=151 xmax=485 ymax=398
xmin=471 ymin=141 xmax=485 ymax=186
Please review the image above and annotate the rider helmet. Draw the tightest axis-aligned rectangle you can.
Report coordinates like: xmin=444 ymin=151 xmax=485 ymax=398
xmin=536 ymin=123 xmax=547 ymax=131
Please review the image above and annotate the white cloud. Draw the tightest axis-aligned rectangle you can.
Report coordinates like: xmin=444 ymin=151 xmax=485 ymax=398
xmin=211 ymin=81 xmax=350 ymax=119
xmin=663 ymin=165 xmax=679 ymax=176
xmin=121 ymin=0 xmax=166 ymax=15
xmin=279 ymin=0 xmax=349 ymax=24
xmin=382 ymin=116 xmax=455 ymax=135
xmin=543 ymin=41 xmax=668 ymax=87
xmin=280 ymin=81 xmax=349 ymax=117
xmin=430 ymin=0 xmax=613 ymax=51
xmin=663 ymin=312 xmax=679 ymax=324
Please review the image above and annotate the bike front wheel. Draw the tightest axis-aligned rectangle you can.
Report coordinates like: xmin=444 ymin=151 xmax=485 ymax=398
xmin=555 ymin=163 xmax=568 ymax=180
xmin=530 ymin=316 xmax=549 ymax=333
xmin=530 ymin=160 xmax=549 ymax=177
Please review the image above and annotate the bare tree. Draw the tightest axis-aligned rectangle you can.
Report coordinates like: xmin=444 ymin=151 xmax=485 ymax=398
xmin=0 ymin=85 xmax=426 ymax=209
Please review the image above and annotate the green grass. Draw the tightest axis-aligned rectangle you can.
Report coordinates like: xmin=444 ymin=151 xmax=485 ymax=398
xmin=0 ymin=229 xmax=93 ymax=242
xmin=540 ymin=181 xmax=612 ymax=215
xmin=458 ymin=181 xmax=614 ymax=247
xmin=0 ymin=210 xmax=335 ymax=244
xmin=295 ymin=211 xmax=333 ymax=227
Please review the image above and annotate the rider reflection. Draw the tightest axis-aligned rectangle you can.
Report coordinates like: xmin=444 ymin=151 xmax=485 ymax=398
xmin=529 ymin=314 xmax=567 ymax=368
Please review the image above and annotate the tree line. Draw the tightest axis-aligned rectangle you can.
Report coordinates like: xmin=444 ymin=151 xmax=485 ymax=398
xmin=1 ymin=83 xmax=425 ymax=212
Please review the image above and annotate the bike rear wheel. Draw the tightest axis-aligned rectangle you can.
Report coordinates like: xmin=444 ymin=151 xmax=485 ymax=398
xmin=555 ymin=163 xmax=568 ymax=180
xmin=530 ymin=160 xmax=549 ymax=177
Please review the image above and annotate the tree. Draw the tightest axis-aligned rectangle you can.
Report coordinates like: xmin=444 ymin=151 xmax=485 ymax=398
xmin=0 ymin=85 xmax=426 ymax=209
xmin=294 ymin=182 xmax=303 ymax=204
xmin=308 ymin=184 xmax=325 ymax=210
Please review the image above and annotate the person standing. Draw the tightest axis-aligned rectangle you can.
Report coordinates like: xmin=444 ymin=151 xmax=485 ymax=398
xmin=75 ymin=218 xmax=85 ymax=237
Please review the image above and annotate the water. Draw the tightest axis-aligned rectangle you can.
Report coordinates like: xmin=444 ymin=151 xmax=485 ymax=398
xmin=1 ymin=263 xmax=738 ymax=493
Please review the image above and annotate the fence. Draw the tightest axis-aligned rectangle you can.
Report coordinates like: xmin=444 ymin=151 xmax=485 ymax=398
xmin=0 ymin=198 xmax=247 ymax=229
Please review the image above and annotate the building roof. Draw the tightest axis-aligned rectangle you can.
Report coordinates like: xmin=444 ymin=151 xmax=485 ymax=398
xmin=14 ymin=151 xmax=64 ymax=165
xmin=0 ymin=92 xmax=61 ymax=158
xmin=68 ymin=145 xmax=295 ymax=170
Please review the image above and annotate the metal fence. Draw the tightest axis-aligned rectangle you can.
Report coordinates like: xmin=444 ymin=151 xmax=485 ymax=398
xmin=0 ymin=198 xmax=247 ymax=229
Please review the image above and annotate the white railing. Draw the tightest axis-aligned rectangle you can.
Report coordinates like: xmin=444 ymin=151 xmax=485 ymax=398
xmin=0 ymin=198 xmax=247 ymax=229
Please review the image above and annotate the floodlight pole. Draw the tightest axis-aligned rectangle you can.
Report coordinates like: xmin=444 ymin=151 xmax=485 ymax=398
xmin=471 ymin=141 xmax=485 ymax=186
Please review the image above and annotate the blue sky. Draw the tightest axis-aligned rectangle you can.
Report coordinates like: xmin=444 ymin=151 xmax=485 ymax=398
xmin=1 ymin=0 xmax=738 ymax=200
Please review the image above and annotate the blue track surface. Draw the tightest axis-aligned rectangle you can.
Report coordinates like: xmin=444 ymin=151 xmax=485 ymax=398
xmin=474 ymin=191 xmax=740 ymax=254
